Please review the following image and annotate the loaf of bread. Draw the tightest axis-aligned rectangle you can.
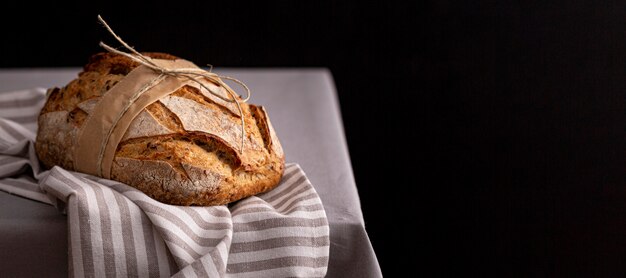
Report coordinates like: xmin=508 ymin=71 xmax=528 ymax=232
xmin=35 ymin=52 xmax=285 ymax=206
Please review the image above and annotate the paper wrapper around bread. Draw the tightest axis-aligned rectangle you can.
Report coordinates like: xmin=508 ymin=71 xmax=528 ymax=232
xmin=73 ymin=58 xmax=250 ymax=179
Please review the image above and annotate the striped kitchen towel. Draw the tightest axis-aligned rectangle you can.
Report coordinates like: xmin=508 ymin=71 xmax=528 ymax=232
xmin=0 ymin=88 xmax=329 ymax=277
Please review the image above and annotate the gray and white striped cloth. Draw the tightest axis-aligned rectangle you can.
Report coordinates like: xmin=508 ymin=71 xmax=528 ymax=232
xmin=0 ymin=88 xmax=329 ymax=277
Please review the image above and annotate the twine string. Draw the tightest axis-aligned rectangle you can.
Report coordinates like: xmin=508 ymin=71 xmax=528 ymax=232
xmin=97 ymin=15 xmax=249 ymax=154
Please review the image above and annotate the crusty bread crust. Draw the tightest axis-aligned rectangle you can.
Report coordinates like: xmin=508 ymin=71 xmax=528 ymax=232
xmin=35 ymin=53 xmax=284 ymax=206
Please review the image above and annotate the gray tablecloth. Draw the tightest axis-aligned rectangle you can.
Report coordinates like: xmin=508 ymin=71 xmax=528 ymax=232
xmin=0 ymin=68 xmax=382 ymax=277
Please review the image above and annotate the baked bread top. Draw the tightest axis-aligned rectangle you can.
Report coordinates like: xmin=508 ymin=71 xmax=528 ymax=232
xmin=35 ymin=52 xmax=285 ymax=206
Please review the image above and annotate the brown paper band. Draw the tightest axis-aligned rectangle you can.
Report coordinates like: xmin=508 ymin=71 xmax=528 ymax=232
xmin=73 ymin=58 xmax=198 ymax=178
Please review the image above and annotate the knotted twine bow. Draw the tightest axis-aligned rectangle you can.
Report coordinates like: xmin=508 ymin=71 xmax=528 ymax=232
xmin=97 ymin=15 xmax=250 ymax=156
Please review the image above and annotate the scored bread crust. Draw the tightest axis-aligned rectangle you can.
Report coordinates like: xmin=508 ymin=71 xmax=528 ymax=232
xmin=35 ymin=52 xmax=285 ymax=206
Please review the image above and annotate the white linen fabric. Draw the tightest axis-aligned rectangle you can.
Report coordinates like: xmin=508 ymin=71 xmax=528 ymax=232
xmin=0 ymin=88 xmax=329 ymax=277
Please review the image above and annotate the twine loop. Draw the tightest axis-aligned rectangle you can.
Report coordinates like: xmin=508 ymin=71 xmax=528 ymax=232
xmin=97 ymin=15 xmax=249 ymax=153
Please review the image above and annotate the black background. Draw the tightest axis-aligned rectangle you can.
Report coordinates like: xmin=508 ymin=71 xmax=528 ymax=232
xmin=2 ymin=1 xmax=625 ymax=276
